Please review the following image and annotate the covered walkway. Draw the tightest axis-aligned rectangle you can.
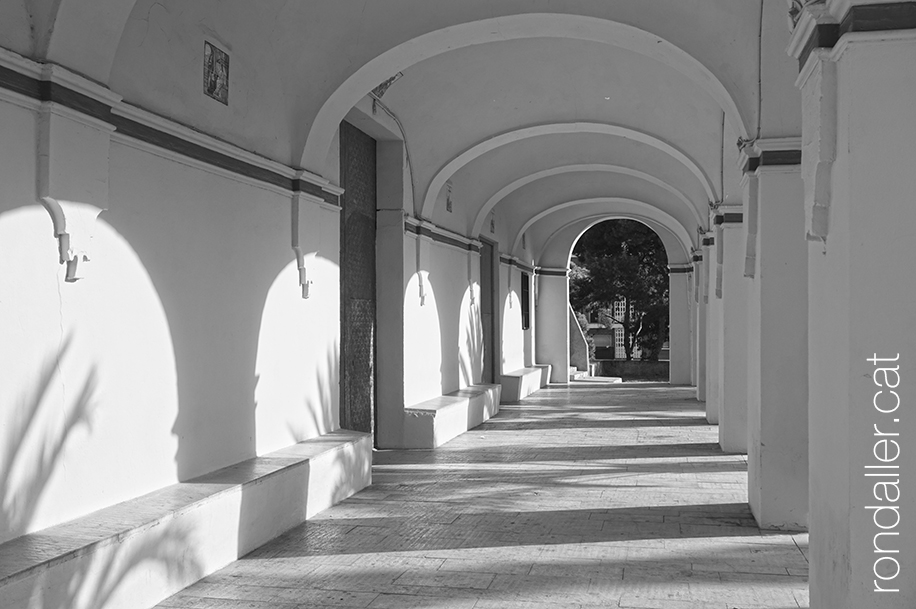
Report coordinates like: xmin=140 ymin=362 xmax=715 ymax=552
xmin=156 ymin=383 xmax=808 ymax=609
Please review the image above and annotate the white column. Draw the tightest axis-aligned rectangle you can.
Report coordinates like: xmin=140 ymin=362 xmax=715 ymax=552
xmin=744 ymin=149 xmax=808 ymax=530
xmin=668 ymin=266 xmax=692 ymax=384
xmin=535 ymin=270 xmax=569 ymax=383
xmin=717 ymin=209 xmax=747 ymax=454
xmin=790 ymin=12 xmax=916 ymax=606
xmin=704 ymin=235 xmax=720 ymax=423
xmin=695 ymin=254 xmax=707 ymax=402
xmin=690 ymin=270 xmax=696 ymax=387
xmin=375 ymin=141 xmax=408 ymax=449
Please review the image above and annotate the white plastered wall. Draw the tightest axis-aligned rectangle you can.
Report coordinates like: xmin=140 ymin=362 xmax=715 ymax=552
xmin=0 ymin=95 xmax=341 ymax=543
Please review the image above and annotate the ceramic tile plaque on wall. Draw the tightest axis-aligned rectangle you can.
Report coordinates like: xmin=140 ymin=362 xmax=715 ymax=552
xmin=203 ymin=41 xmax=229 ymax=105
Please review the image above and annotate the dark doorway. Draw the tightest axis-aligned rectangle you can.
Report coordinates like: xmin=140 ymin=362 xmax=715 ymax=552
xmin=339 ymin=121 xmax=377 ymax=434
xmin=479 ymin=238 xmax=499 ymax=384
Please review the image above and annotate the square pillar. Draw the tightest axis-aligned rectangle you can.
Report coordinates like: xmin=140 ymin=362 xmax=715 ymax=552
xmin=789 ymin=15 xmax=916 ymax=607
xmin=703 ymin=235 xmax=720 ymax=423
xmin=375 ymin=141 xmax=408 ymax=449
xmin=535 ymin=270 xmax=570 ymax=383
xmin=743 ymin=148 xmax=808 ymax=530
xmin=668 ymin=266 xmax=692 ymax=385
xmin=716 ymin=209 xmax=747 ymax=454
xmin=695 ymin=253 xmax=707 ymax=402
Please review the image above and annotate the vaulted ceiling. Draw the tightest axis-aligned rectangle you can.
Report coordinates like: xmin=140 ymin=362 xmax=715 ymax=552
xmin=3 ymin=0 xmax=804 ymax=265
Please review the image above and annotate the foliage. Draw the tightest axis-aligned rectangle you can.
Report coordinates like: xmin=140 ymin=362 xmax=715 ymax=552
xmin=570 ymin=220 xmax=669 ymax=361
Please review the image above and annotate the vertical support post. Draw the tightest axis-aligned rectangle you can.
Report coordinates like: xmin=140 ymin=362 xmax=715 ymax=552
xmin=535 ymin=269 xmax=570 ymax=383
xmin=717 ymin=209 xmax=747 ymax=454
xmin=704 ymin=235 xmax=720 ymax=423
xmin=695 ymin=252 xmax=708 ymax=402
xmin=375 ymin=141 xmax=408 ymax=448
xmin=668 ymin=265 xmax=692 ymax=385
xmin=744 ymin=147 xmax=808 ymax=530
xmin=789 ymin=14 xmax=916 ymax=605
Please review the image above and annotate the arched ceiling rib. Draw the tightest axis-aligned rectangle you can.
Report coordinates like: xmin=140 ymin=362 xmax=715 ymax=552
xmin=422 ymin=122 xmax=717 ymax=222
xmin=499 ymin=172 xmax=697 ymax=255
xmin=472 ymin=164 xmax=703 ymax=238
xmin=514 ymin=198 xmax=694 ymax=264
xmin=535 ymin=211 xmax=691 ymax=269
xmin=301 ymin=11 xmax=752 ymax=173
xmin=548 ymin=214 xmax=691 ymax=268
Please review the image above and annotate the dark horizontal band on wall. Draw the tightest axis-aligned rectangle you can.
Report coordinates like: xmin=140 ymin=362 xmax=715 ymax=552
xmin=405 ymin=222 xmax=481 ymax=252
xmin=742 ymin=150 xmax=802 ymax=174
xmin=798 ymin=2 xmax=916 ymax=69
xmin=668 ymin=267 xmax=692 ymax=274
xmin=692 ymin=254 xmax=703 ymax=262
xmin=535 ymin=268 xmax=568 ymax=277
xmin=714 ymin=213 xmax=743 ymax=225
xmin=499 ymin=255 xmax=535 ymax=274
xmin=702 ymin=237 xmax=714 ymax=247
xmin=0 ymin=64 xmax=338 ymax=207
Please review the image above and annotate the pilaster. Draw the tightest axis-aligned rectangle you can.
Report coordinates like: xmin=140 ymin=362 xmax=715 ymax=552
xmin=789 ymin=4 xmax=916 ymax=605
xmin=715 ymin=208 xmax=747 ymax=454
xmin=535 ymin=268 xmax=570 ymax=384
xmin=36 ymin=64 xmax=121 ymax=281
xmin=694 ymin=250 xmax=707 ymax=402
xmin=703 ymin=234 xmax=720 ymax=423
xmin=668 ymin=264 xmax=693 ymax=385
xmin=742 ymin=139 xmax=809 ymax=530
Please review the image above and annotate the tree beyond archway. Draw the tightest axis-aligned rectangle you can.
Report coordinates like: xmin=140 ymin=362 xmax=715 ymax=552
xmin=570 ymin=219 xmax=669 ymax=360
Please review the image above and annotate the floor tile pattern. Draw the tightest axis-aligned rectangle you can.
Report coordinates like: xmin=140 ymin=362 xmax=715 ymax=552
xmin=156 ymin=382 xmax=808 ymax=609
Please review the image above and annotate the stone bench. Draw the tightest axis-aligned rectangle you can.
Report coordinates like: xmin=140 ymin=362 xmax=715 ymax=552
xmin=0 ymin=429 xmax=372 ymax=609
xmin=402 ymin=384 xmax=501 ymax=449
xmin=501 ymin=365 xmax=551 ymax=403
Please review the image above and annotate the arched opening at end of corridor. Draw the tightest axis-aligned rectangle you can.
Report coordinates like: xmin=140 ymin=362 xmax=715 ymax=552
xmin=570 ymin=219 xmax=671 ymax=382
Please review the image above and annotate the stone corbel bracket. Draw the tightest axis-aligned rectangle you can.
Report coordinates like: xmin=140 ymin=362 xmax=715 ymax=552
xmin=36 ymin=64 xmax=122 ymax=281
xmin=737 ymin=145 xmax=760 ymax=280
xmin=787 ymin=2 xmax=838 ymax=243
xmin=292 ymin=183 xmax=340 ymax=299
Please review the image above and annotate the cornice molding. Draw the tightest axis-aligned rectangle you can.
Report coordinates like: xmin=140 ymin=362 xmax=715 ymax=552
xmin=405 ymin=217 xmax=481 ymax=253
xmin=0 ymin=47 xmax=340 ymax=204
xmin=790 ymin=1 xmax=916 ymax=71
xmin=535 ymin=267 xmax=569 ymax=277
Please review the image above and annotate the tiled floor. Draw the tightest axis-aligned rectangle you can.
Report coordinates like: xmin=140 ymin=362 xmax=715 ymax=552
xmin=156 ymin=382 xmax=809 ymax=609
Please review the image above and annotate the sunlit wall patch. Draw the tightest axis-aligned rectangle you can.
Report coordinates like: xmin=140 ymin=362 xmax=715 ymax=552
xmin=203 ymin=41 xmax=229 ymax=105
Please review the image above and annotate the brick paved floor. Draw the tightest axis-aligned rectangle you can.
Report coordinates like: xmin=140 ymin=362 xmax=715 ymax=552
xmin=156 ymin=382 xmax=809 ymax=609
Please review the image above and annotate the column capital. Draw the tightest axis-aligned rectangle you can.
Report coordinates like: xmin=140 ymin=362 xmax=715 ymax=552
xmin=668 ymin=264 xmax=693 ymax=274
xmin=534 ymin=267 xmax=569 ymax=277
xmin=789 ymin=1 xmax=916 ymax=73
xmin=739 ymin=137 xmax=803 ymax=175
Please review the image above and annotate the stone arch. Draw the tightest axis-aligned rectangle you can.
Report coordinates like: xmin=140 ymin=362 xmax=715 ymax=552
xmin=471 ymin=164 xmax=705 ymax=238
xmin=423 ymin=123 xmax=717 ymax=221
xmin=513 ymin=198 xmax=694 ymax=263
xmin=36 ymin=0 xmax=138 ymax=83
xmin=300 ymin=13 xmax=749 ymax=175
xmin=545 ymin=214 xmax=691 ymax=269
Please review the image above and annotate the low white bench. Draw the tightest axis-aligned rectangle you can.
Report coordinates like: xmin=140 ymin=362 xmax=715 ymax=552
xmin=0 ymin=429 xmax=371 ymax=609
xmin=402 ymin=384 xmax=501 ymax=449
xmin=501 ymin=364 xmax=552 ymax=403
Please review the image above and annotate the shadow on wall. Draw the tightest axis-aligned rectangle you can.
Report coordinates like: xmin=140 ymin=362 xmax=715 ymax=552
xmin=254 ymin=256 xmax=342 ymax=456
xmin=0 ymin=337 xmax=93 ymax=538
xmin=0 ymin=339 xmax=201 ymax=609
xmin=502 ymin=288 xmax=524 ymax=373
xmin=459 ymin=284 xmax=484 ymax=387
xmin=404 ymin=271 xmax=442 ymax=406
xmin=237 ymin=347 xmax=369 ymax=559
